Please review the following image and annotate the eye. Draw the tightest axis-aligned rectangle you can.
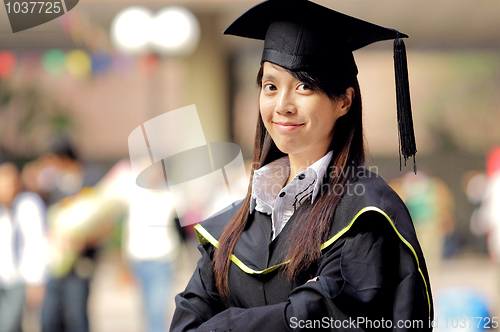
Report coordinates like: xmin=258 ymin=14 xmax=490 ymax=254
xmin=263 ymin=84 xmax=277 ymax=92
xmin=297 ymin=84 xmax=312 ymax=91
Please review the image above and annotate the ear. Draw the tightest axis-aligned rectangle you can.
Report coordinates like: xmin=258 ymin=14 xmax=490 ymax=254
xmin=339 ymin=87 xmax=355 ymax=116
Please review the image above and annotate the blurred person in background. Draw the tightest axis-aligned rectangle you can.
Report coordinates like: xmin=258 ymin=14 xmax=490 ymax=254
xmin=390 ymin=171 xmax=455 ymax=271
xmin=122 ymin=160 xmax=181 ymax=332
xmin=464 ymin=170 xmax=488 ymax=254
xmin=21 ymin=137 xmax=105 ymax=332
xmin=472 ymin=148 xmax=500 ymax=263
xmin=0 ymin=161 xmax=47 ymax=332
xmin=76 ymin=158 xmax=182 ymax=332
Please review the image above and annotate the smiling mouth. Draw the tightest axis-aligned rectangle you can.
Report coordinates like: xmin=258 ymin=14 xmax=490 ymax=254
xmin=272 ymin=122 xmax=305 ymax=131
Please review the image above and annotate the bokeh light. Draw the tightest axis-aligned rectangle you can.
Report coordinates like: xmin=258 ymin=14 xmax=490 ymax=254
xmin=42 ymin=49 xmax=66 ymax=75
xmin=0 ymin=51 xmax=17 ymax=79
xmin=112 ymin=53 xmax=136 ymax=75
xmin=20 ymin=52 xmax=40 ymax=70
xmin=66 ymin=50 xmax=91 ymax=78
xmin=149 ymin=6 xmax=200 ymax=57
xmin=137 ymin=53 xmax=159 ymax=74
xmin=110 ymin=6 xmax=153 ymax=55
xmin=91 ymin=52 xmax=112 ymax=75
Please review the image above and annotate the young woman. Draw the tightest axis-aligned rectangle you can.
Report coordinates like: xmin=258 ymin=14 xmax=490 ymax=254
xmin=170 ymin=1 xmax=433 ymax=331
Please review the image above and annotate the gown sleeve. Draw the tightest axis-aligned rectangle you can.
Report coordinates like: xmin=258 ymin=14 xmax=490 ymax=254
xmin=170 ymin=242 xmax=227 ymax=332
xmin=170 ymin=212 xmax=419 ymax=332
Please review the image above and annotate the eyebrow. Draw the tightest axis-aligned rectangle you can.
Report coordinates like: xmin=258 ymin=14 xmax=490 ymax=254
xmin=261 ymin=73 xmax=276 ymax=81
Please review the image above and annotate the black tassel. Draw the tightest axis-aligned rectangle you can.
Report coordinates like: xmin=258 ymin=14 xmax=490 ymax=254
xmin=394 ymin=34 xmax=417 ymax=174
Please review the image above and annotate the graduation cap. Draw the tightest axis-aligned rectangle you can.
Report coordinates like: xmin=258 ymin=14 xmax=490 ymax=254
xmin=224 ymin=0 xmax=417 ymax=172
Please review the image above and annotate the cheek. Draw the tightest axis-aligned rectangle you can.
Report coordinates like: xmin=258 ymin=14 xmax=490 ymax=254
xmin=259 ymin=98 xmax=273 ymax=121
xmin=311 ymin=103 xmax=340 ymax=134
xmin=259 ymin=107 xmax=272 ymax=134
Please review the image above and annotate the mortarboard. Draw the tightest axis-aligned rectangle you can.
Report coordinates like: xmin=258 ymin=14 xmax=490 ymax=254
xmin=224 ymin=0 xmax=417 ymax=172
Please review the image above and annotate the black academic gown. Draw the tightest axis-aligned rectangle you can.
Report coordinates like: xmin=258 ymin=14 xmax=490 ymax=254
xmin=170 ymin=170 xmax=434 ymax=332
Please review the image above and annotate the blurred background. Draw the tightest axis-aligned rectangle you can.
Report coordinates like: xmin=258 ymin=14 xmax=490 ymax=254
xmin=1 ymin=0 xmax=499 ymax=331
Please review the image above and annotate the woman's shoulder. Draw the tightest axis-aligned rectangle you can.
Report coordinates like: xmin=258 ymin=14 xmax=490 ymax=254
xmin=338 ymin=168 xmax=408 ymax=218
xmin=328 ymin=168 xmax=417 ymax=247
xmin=349 ymin=168 xmax=404 ymax=205
xmin=195 ymin=199 xmax=244 ymax=243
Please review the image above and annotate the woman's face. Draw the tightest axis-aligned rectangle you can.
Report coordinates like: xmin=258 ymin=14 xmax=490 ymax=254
xmin=259 ymin=62 xmax=351 ymax=163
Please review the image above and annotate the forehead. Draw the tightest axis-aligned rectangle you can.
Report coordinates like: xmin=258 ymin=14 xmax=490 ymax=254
xmin=262 ymin=62 xmax=296 ymax=80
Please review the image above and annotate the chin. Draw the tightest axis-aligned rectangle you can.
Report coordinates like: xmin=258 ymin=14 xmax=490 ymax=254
xmin=274 ymin=143 xmax=301 ymax=156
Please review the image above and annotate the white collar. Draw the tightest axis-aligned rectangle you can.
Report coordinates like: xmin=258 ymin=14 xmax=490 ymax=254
xmin=250 ymin=150 xmax=333 ymax=213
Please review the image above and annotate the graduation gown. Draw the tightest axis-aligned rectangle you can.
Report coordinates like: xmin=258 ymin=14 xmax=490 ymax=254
xmin=170 ymin=170 xmax=433 ymax=331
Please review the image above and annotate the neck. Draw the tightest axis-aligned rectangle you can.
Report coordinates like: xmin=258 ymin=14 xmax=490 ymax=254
xmin=285 ymin=150 xmax=327 ymax=186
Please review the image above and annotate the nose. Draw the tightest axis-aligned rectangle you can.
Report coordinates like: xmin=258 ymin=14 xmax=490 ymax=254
xmin=275 ymin=89 xmax=296 ymax=115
